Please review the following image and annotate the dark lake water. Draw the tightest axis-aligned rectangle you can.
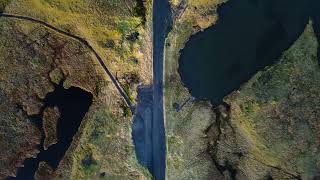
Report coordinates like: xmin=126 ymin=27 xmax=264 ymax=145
xmin=9 ymin=83 xmax=92 ymax=180
xmin=179 ymin=0 xmax=320 ymax=105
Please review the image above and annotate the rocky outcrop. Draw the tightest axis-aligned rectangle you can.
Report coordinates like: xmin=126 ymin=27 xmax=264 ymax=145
xmin=43 ymin=107 xmax=60 ymax=150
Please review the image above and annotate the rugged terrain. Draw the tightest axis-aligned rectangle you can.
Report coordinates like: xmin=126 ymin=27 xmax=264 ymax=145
xmin=215 ymin=22 xmax=320 ymax=179
xmin=164 ymin=0 xmax=228 ymax=179
xmin=0 ymin=0 xmax=152 ymax=179
xmin=1 ymin=0 xmax=320 ymax=179
xmin=165 ymin=0 xmax=320 ymax=179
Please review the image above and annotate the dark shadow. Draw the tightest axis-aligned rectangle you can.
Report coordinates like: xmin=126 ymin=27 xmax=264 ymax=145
xmin=132 ymin=87 xmax=153 ymax=171
xmin=311 ymin=7 xmax=320 ymax=65
xmin=134 ymin=0 xmax=147 ymax=24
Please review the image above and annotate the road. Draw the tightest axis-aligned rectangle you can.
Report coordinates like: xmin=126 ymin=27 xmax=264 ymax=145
xmin=152 ymin=0 xmax=172 ymax=179
xmin=0 ymin=13 xmax=134 ymax=112
xmin=1 ymin=6 xmax=174 ymax=179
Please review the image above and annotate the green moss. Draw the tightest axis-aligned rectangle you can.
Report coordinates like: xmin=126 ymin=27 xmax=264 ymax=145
xmin=166 ymin=0 xmax=320 ymax=177
xmin=0 ymin=0 xmax=11 ymax=12
xmin=90 ymin=109 xmax=118 ymax=144
xmin=49 ymin=68 xmax=64 ymax=84
xmin=81 ymin=153 xmax=100 ymax=177
xmin=164 ymin=1 xmax=228 ymax=178
xmin=71 ymin=145 xmax=103 ymax=179
xmin=225 ymin=23 xmax=320 ymax=178
xmin=70 ymin=105 xmax=151 ymax=179
xmin=2 ymin=0 xmax=152 ymax=178
xmin=116 ymin=18 xmax=141 ymax=35
xmin=167 ymin=135 xmax=183 ymax=152
xmin=122 ymin=104 xmax=133 ymax=117
xmin=30 ymin=57 xmax=41 ymax=67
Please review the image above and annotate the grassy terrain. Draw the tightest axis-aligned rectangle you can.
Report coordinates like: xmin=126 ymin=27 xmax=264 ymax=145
xmin=5 ymin=0 xmax=153 ymax=97
xmin=165 ymin=0 xmax=320 ymax=179
xmin=164 ymin=0 xmax=227 ymax=179
xmin=220 ymin=23 xmax=320 ymax=179
xmin=0 ymin=0 xmax=152 ymax=179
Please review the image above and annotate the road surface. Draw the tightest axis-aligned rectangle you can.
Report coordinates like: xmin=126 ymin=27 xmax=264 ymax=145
xmin=152 ymin=0 xmax=172 ymax=179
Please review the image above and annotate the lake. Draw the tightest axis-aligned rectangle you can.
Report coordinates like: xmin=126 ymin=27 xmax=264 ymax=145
xmin=10 ymin=83 xmax=92 ymax=180
xmin=179 ymin=0 xmax=318 ymax=105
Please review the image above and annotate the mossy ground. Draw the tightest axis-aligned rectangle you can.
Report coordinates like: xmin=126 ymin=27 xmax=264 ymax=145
xmin=165 ymin=0 xmax=320 ymax=179
xmin=221 ymin=23 xmax=320 ymax=179
xmin=5 ymin=0 xmax=153 ymax=98
xmin=0 ymin=0 xmax=11 ymax=12
xmin=164 ymin=0 xmax=227 ymax=179
xmin=0 ymin=0 xmax=152 ymax=179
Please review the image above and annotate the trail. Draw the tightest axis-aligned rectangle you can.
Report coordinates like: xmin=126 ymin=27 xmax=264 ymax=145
xmin=0 ymin=13 xmax=134 ymax=111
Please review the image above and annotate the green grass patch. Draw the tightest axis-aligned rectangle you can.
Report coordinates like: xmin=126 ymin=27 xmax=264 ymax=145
xmin=0 ymin=0 xmax=11 ymax=12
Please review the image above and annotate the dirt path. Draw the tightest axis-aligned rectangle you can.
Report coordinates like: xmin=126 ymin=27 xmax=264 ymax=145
xmin=0 ymin=13 xmax=134 ymax=111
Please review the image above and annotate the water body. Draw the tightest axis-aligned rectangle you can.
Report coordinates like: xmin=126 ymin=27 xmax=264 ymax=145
xmin=179 ymin=0 xmax=320 ymax=105
xmin=9 ymin=83 xmax=92 ymax=180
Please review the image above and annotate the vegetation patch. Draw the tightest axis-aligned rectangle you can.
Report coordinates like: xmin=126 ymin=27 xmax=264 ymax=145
xmin=220 ymin=23 xmax=320 ymax=179
xmin=0 ymin=0 xmax=11 ymax=12
xmin=134 ymin=0 xmax=147 ymax=24
xmin=165 ymin=0 xmax=320 ymax=179
xmin=164 ymin=0 xmax=228 ymax=179
xmin=0 ymin=0 xmax=152 ymax=176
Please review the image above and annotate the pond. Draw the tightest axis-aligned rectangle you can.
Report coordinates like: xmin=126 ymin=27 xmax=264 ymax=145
xmin=179 ymin=0 xmax=318 ymax=105
xmin=9 ymin=83 xmax=92 ymax=180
